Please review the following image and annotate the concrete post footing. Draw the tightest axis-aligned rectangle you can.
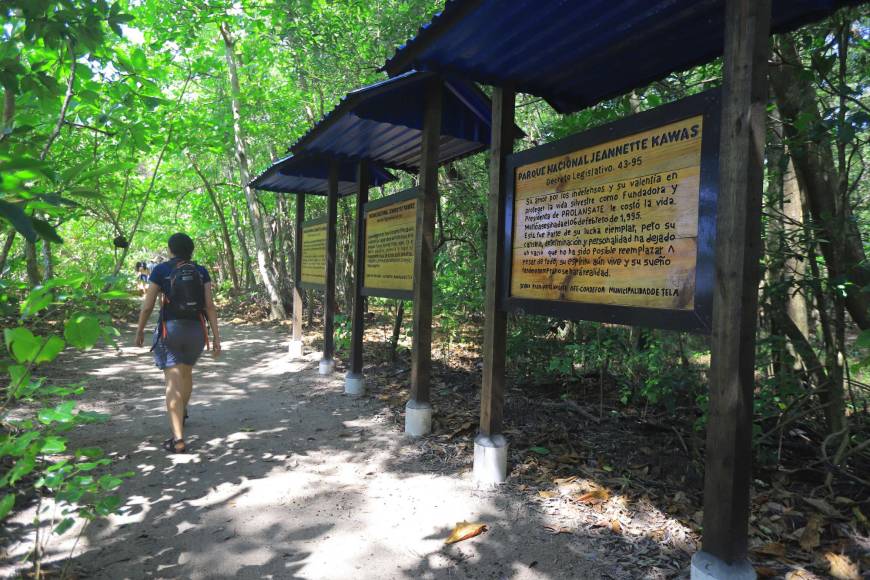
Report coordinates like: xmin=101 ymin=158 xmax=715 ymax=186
xmin=344 ymin=373 xmax=365 ymax=395
xmin=288 ymin=340 xmax=304 ymax=359
xmin=318 ymin=358 xmax=335 ymax=375
xmin=404 ymin=400 xmax=432 ymax=437
xmin=473 ymin=434 xmax=509 ymax=485
xmin=690 ymin=552 xmax=755 ymax=580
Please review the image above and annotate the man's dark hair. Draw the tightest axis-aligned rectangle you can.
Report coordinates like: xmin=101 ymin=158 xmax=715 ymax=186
xmin=168 ymin=233 xmax=195 ymax=260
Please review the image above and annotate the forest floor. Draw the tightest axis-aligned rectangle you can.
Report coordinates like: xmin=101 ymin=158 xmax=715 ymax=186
xmin=1 ymin=303 xmax=867 ymax=579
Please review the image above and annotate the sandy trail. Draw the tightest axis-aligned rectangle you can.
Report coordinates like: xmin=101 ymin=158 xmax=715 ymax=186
xmin=2 ymin=320 xmax=650 ymax=579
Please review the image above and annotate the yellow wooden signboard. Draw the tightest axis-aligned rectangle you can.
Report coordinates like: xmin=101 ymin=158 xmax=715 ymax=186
xmin=363 ymin=193 xmax=418 ymax=298
xmin=510 ymin=115 xmax=704 ymax=311
xmin=301 ymin=219 xmax=327 ymax=287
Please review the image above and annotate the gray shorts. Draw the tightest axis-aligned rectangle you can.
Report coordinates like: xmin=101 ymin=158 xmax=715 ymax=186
xmin=152 ymin=319 xmax=206 ymax=369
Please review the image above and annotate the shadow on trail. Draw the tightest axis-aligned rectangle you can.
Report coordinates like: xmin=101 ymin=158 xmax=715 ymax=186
xmin=9 ymin=322 xmax=694 ymax=579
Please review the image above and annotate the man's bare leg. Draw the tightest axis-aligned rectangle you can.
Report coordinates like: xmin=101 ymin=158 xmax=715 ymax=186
xmin=164 ymin=366 xmax=185 ymax=441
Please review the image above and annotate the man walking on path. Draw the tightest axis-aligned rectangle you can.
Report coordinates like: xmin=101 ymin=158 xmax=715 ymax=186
xmin=135 ymin=232 xmax=221 ymax=453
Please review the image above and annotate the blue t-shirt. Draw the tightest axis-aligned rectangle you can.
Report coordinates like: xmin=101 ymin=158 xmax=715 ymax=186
xmin=149 ymin=259 xmax=211 ymax=319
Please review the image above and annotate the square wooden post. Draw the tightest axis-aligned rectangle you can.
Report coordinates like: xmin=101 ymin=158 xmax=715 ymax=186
xmin=289 ymin=193 xmax=305 ymax=359
xmin=474 ymin=86 xmax=515 ymax=485
xmin=345 ymin=160 xmax=370 ymax=395
xmin=693 ymin=0 xmax=771 ymax=577
xmin=320 ymin=160 xmax=339 ymax=375
xmin=405 ymin=75 xmax=442 ymax=436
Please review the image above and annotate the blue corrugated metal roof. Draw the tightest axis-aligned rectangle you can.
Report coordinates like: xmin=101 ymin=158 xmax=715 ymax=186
xmin=384 ymin=0 xmax=864 ymax=114
xmin=289 ymin=70 xmax=520 ymax=173
xmin=249 ymin=154 xmax=396 ymax=195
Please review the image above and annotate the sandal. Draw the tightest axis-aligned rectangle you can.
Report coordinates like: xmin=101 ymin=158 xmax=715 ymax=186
xmin=163 ymin=437 xmax=186 ymax=454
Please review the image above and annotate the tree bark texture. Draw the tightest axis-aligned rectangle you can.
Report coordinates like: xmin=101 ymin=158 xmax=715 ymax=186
xmin=220 ymin=22 xmax=287 ymax=319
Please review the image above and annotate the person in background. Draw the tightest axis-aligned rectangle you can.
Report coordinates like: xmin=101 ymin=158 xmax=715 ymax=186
xmin=134 ymin=261 xmax=147 ymax=295
xmin=134 ymin=233 xmax=221 ymax=453
xmin=137 ymin=262 xmax=150 ymax=296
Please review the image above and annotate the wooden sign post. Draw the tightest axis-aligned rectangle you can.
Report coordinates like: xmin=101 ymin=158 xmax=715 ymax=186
xmin=694 ymin=1 xmax=771 ymax=578
xmin=476 ymin=85 xmax=516 ymax=484
xmin=346 ymin=161 xmax=370 ymax=395
xmin=289 ymin=194 xmax=306 ymax=359
xmin=320 ymin=161 xmax=339 ymax=375
xmin=406 ymin=76 xmax=442 ymax=437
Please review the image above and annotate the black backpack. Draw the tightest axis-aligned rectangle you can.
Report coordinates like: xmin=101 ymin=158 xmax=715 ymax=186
xmin=165 ymin=261 xmax=205 ymax=318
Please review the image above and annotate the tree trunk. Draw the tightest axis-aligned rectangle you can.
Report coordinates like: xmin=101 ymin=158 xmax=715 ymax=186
xmin=782 ymin=151 xmax=810 ymax=339
xmin=220 ymin=22 xmax=287 ymax=319
xmin=390 ymin=300 xmax=405 ymax=363
xmin=187 ymin=152 xmax=240 ymax=292
xmin=24 ymin=240 xmax=41 ymax=286
xmin=0 ymin=229 xmax=15 ymax=275
xmin=230 ymin=203 xmax=255 ymax=289
xmin=339 ymin=197 xmax=355 ymax=313
xmin=41 ymin=240 xmax=54 ymax=280
xmin=770 ymin=33 xmax=869 ymax=330
xmin=765 ymin=111 xmax=790 ymax=377
xmin=271 ymin=193 xmax=292 ymax=311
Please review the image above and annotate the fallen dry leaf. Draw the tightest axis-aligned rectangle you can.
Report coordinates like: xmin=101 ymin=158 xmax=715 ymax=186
xmin=785 ymin=569 xmax=817 ymax=580
xmin=799 ymin=514 xmax=823 ymax=552
xmin=543 ymin=525 xmax=572 ymax=535
xmin=609 ymin=519 xmax=622 ymax=533
xmin=445 ymin=521 xmax=487 ymax=544
xmin=755 ymin=566 xmax=781 ymax=578
xmin=447 ymin=421 xmax=474 ymax=439
xmin=575 ymin=488 xmax=610 ymax=505
xmin=752 ymin=542 xmax=787 ymax=558
xmin=824 ymin=553 xmax=860 ymax=580
xmin=538 ymin=490 xmax=558 ymax=499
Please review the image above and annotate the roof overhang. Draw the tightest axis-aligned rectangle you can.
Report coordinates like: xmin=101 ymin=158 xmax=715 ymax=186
xmin=290 ymin=70 xmax=523 ymax=173
xmin=249 ymin=154 xmax=396 ymax=195
xmin=384 ymin=0 xmax=865 ymax=114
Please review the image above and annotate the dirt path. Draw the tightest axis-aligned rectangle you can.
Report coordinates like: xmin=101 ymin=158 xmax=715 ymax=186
xmin=3 ymin=320 xmax=670 ymax=579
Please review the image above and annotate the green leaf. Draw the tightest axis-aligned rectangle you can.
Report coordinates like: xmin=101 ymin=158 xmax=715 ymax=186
xmin=20 ymin=286 xmax=54 ymax=318
xmin=31 ymin=217 xmax=63 ymax=243
xmin=131 ymin=48 xmax=147 ymax=70
xmin=38 ymin=400 xmax=76 ymax=425
xmin=64 ymin=314 xmax=102 ymax=350
xmin=8 ymin=455 xmax=35 ymax=484
xmin=4 ymin=327 xmax=41 ymax=363
xmin=0 ymin=200 xmax=37 ymax=242
xmin=856 ymin=329 xmax=870 ymax=349
xmin=75 ymin=411 xmax=109 ymax=423
xmin=35 ymin=336 xmax=65 ymax=363
xmin=0 ymin=494 xmax=14 ymax=520
xmin=73 ymin=161 xmax=135 ymax=184
xmin=40 ymin=436 xmax=67 ymax=454
xmin=8 ymin=365 xmax=32 ymax=397
xmin=99 ymin=290 xmax=130 ymax=299
xmin=74 ymin=447 xmax=104 ymax=459
xmin=528 ymin=446 xmax=551 ymax=456
xmin=53 ymin=517 xmax=75 ymax=535
xmin=94 ymin=495 xmax=122 ymax=516
xmin=98 ymin=474 xmax=124 ymax=490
